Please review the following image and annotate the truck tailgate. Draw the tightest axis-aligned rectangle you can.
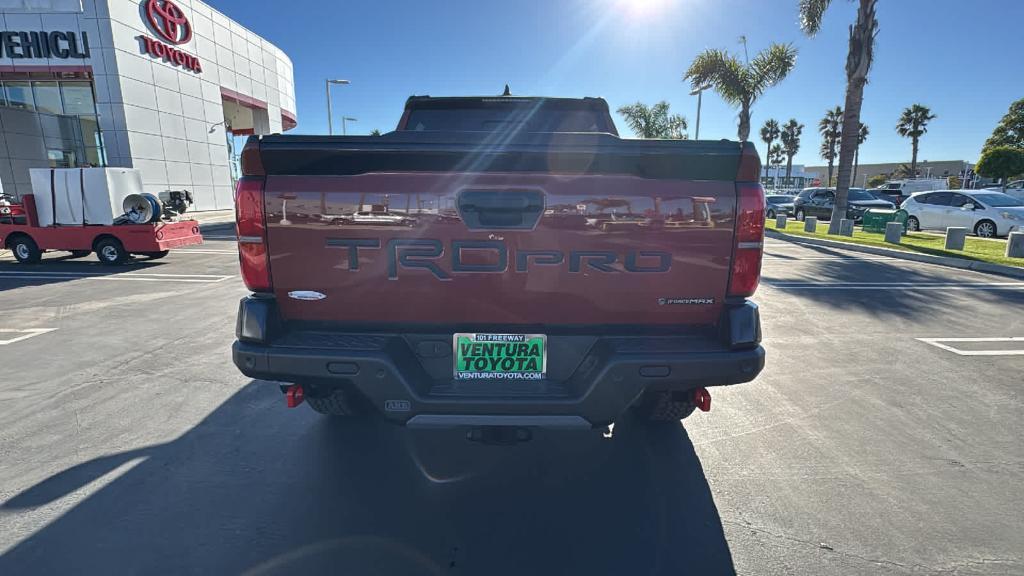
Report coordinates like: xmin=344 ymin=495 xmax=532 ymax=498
xmin=255 ymin=134 xmax=744 ymax=328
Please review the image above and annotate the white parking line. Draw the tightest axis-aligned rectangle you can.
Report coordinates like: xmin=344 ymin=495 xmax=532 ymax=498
xmin=766 ymin=281 xmax=1024 ymax=291
xmin=763 ymin=255 xmax=897 ymax=261
xmin=0 ymin=328 xmax=58 ymax=345
xmin=0 ymin=271 xmax=234 ymax=283
xmin=917 ymin=337 xmax=1024 ymax=356
xmin=175 ymin=249 xmax=238 ymax=254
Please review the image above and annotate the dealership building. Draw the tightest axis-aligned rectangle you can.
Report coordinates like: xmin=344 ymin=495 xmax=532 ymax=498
xmin=0 ymin=0 xmax=296 ymax=211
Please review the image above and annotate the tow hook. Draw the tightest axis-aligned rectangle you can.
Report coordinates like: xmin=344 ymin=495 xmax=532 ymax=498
xmin=693 ymin=387 xmax=711 ymax=412
xmin=467 ymin=426 xmax=532 ymax=445
xmin=285 ymin=384 xmax=305 ymax=408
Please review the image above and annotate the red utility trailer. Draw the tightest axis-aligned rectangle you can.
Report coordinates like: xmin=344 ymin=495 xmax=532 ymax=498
xmin=0 ymin=194 xmax=204 ymax=265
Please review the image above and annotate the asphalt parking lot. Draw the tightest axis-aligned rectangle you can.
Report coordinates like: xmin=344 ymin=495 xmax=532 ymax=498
xmin=0 ymin=227 xmax=1022 ymax=575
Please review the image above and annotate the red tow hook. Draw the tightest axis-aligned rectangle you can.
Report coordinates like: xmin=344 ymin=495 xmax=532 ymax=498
xmin=693 ymin=387 xmax=711 ymax=412
xmin=285 ymin=384 xmax=305 ymax=408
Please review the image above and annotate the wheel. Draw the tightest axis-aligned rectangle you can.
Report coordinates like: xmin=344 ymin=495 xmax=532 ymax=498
xmin=139 ymin=251 xmax=169 ymax=260
xmin=630 ymin=390 xmax=697 ymax=423
xmin=95 ymin=238 xmax=128 ymax=265
xmin=974 ymin=220 xmax=997 ymax=238
xmin=9 ymin=235 xmax=42 ymax=264
xmin=305 ymin=386 xmax=368 ymax=417
xmin=796 ymin=209 xmax=805 ymax=222
xmin=906 ymin=216 xmax=920 ymax=232
xmin=68 ymin=250 xmax=92 ymax=259
xmin=766 ymin=209 xmax=776 ymax=219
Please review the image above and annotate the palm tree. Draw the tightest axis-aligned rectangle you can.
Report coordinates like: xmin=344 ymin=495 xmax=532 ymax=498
xmin=892 ymin=164 xmax=914 ymax=180
xmin=684 ymin=43 xmax=798 ymax=141
xmin=780 ymin=119 xmax=803 ymax=180
xmin=852 ymin=123 xmax=869 ymax=186
xmin=818 ymin=106 xmax=843 ymax=186
xmin=617 ymin=101 xmax=688 ymax=139
xmin=800 ymin=0 xmax=879 ymax=234
xmin=760 ymin=119 xmax=781 ymax=169
xmin=769 ymin=143 xmax=785 ymax=188
xmin=895 ymin=104 xmax=937 ymax=179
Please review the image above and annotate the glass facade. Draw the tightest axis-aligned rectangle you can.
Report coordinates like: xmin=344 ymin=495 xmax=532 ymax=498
xmin=4 ymin=82 xmax=34 ymax=110
xmin=0 ymin=77 xmax=105 ymax=168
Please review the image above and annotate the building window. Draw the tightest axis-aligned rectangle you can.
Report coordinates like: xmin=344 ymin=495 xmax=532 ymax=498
xmin=61 ymin=82 xmax=96 ymax=115
xmin=48 ymin=149 xmax=77 ymax=168
xmin=33 ymin=82 xmax=63 ymax=114
xmin=84 ymin=146 xmax=105 ymax=167
xmin=4 ymin=82 xmax=34 ymax=109
xmin=1 ymin=75 xmax=107 ymax=168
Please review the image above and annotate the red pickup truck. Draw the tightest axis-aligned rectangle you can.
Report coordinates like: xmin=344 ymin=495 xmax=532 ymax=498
xmin=232 ymin=95 xmax=765 ymax=432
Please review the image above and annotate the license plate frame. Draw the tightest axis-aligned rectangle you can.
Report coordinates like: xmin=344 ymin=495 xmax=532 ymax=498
xmin=453 ymin=333 xmax=547 ymax=380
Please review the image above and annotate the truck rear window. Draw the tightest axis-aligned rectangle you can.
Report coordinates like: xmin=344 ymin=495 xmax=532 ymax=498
xmin=403 ymin=102 xmax=615 ymax=133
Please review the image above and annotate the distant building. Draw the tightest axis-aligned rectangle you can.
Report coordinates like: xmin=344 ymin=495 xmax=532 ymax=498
xmin=804 ymin=160 xmax=973 ymax=188
xmin=761 ymin=164 xmax=815 ymax=191
xmin=0 ymin=0 xmax=297 ymax=210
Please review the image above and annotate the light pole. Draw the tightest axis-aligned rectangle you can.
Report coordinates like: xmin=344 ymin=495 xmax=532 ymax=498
xmin=342 ymin=117 xmax=357 ymax=136
xmin=689 ymin=85 xmax=710 ymax=140
xmin=325 ymin=79 xmax=350 ymax=135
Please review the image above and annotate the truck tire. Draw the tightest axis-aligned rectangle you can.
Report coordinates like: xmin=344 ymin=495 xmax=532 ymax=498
xmin=10 ymin=235 xmax=42 ymax=264
xmin=306 ymin=386 xmax=367 ymax=417
xmin=95 ymin=238 xmax=128 ymax=265
xmin=631 ymin=390 xmax=696 ymax=422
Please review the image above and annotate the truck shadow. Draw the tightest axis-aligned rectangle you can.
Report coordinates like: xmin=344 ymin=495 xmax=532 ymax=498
xmin=0 ymin=381 xmax=735 ymax=576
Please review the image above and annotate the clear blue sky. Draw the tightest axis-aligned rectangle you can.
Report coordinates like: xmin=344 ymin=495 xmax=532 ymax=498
xmin=210 ymin=0 xmax=1023 ymax=167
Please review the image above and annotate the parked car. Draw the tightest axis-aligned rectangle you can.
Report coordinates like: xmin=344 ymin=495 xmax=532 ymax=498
xmin=765 ymin=194 xmax=794 ymax=219
xmin=984 ymin=180 xmax=1024 ymax=202
xmin=877 ymin=179 xmax=947 ymax=202
xmin=792 ymin=187 xmax=895 ymax=222
xmin=867 ymin=189 xmax=903 ymax=205
xmin=231 ymin=93 xmax=766 ymax=429
xmin=901 ymin=190 xmax=1024 ymax=238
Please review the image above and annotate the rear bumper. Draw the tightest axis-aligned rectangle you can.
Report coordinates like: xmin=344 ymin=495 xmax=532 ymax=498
xmin=232 ymin=297 xmax=764 ymax=427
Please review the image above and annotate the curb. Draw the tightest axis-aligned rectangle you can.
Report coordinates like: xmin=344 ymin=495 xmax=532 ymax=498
xmin=765 ymin=229 xmax=1024 ymax=280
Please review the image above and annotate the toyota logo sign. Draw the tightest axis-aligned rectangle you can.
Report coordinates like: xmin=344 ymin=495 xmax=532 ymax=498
xmin=146 ymin=0 xmax=192 ymax=45
xmin=138 ymin=0 xmax=201 ymax=72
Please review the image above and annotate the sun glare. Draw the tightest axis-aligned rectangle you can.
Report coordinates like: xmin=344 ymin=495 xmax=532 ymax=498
xmin=621 ymin=0 xmax=674 ymax=19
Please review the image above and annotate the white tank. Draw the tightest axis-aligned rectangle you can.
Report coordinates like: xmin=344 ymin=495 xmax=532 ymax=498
xmin=29 ymin=168 xmax=145 ymax=227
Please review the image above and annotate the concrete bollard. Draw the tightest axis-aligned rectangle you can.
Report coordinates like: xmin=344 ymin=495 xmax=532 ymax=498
xmin=776 ymin=214 xmax=788 ymax=229
xmin=945 ymin=227 xmax=968 ymax=251
xmin=885 ymin=221 xmax=903 ymax=244
xmin=804 ymin=216 xmax=818 ymax=233
xmin=1007 ymin=232 xmax=1024 ymax=259
xmin=839 ymin=219 xmax=854 ymax=237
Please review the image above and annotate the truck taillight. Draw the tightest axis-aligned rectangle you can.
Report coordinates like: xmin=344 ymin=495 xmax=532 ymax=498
xmin=728 ymin=182 xmax=765 ymax=298
xmin=235 ymin=177 xmax=272 ymax=293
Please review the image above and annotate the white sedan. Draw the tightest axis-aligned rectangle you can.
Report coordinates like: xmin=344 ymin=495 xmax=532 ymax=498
xmin=901 ymin=190 xmax=1024 ymax=238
